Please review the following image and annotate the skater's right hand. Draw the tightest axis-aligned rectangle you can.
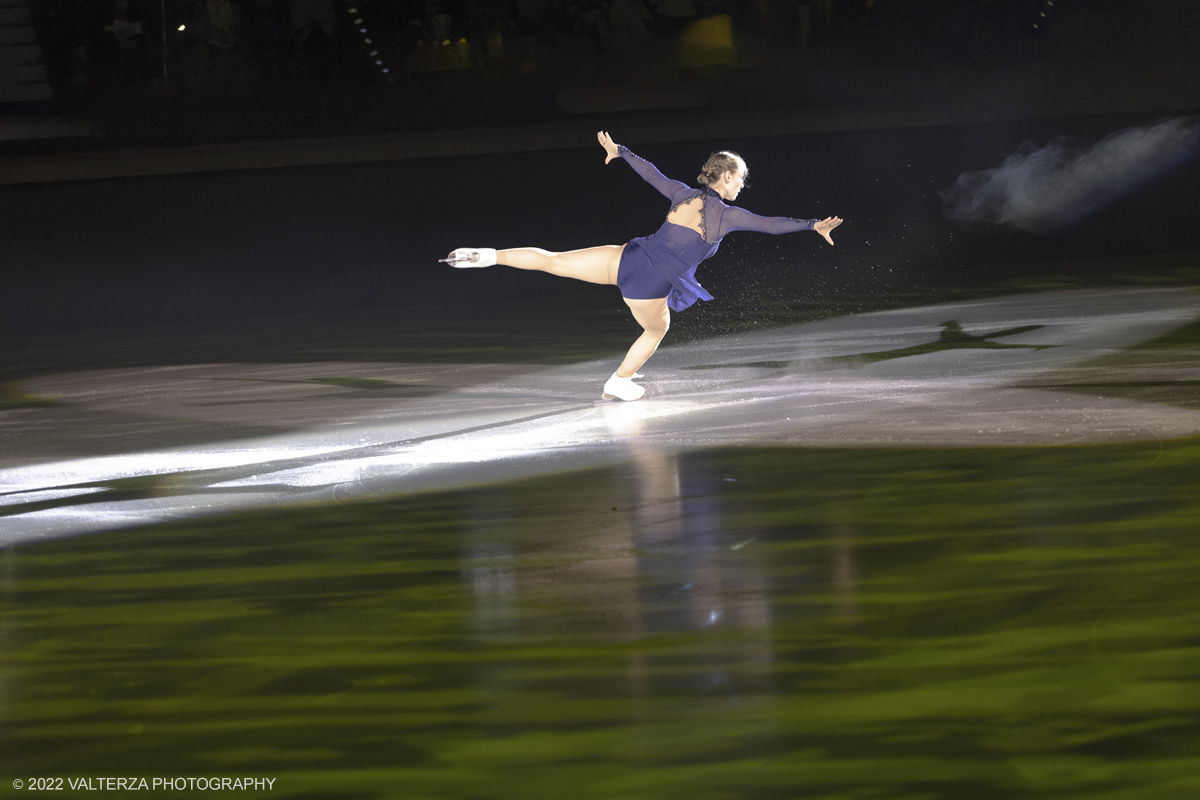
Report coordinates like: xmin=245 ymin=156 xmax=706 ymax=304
xmin=598 ymin=131 xmax=620 ymax=164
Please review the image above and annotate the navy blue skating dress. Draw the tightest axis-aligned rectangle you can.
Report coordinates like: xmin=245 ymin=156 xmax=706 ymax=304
xmin=615 ymin=145 xmax=820 ymax=312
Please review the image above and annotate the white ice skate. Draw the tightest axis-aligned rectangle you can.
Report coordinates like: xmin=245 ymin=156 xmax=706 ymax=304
xmin=440 ymin=248 xmax=497 ymax=268
xmin=601 ymin=372 xmax=645 ymax=402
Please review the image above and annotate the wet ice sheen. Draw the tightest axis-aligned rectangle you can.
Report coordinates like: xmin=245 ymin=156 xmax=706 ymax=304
xmin=2 ymin=288 xmax=1198 ymax=544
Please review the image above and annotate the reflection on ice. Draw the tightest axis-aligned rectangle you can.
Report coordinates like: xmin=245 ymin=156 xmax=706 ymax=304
xmin=2 ymin=288 xmax=1199 ymax=545
xmin=0 ymin=487 xmax=107 ymax=507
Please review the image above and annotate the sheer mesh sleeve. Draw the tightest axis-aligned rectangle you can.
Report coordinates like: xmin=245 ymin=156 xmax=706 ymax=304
xmin=618 ymin=145 xmax=695 ymax=205
xmin=717 ymin=205 xmax=819 ymax=240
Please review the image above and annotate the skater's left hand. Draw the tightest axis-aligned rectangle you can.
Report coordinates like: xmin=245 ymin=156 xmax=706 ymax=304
xmin=814 ymin=216 xmax=843 ymax=246
xmin=598 ymin=131 xmax=620 ymax=164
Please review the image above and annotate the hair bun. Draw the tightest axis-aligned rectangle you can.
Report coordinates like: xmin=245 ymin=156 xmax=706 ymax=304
xmin=697 ymin=150 xmax=747 ymax=188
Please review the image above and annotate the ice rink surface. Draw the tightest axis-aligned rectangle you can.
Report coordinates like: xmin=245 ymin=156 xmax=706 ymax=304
xmin=3 ymin=287 xmax=1199 ymax=545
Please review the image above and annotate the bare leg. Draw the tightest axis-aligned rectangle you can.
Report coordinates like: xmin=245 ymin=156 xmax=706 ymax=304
xmin=618 ymin=296 xmax=670 ymax=377
xmin=499 ymin=245 xmax=625 ymax=286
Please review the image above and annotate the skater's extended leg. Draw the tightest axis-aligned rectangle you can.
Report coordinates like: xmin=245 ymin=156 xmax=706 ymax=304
xmin=498 ymin=245 xmax=624 ymax=286
xmin=618 ymin=296 xmax=670 ymax=377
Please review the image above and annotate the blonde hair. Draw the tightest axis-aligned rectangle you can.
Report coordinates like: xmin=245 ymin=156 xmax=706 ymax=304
xmin=696 ymin=151 xmax=747 ymax=186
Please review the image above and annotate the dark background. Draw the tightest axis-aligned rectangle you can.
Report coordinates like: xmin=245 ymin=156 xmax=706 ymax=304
xmin=3 ymin=0 xmax=1199 ymax=343
xmin=3 ymin=112 xmax=1198 ymax=335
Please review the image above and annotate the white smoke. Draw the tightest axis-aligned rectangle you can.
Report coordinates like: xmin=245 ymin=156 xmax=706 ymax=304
xmin=942 ymin=118 xmax=1199 ymax=233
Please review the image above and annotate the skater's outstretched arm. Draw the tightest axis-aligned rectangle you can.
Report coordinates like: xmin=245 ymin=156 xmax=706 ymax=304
xmin=722 ymin=206 xmax=844 ymax=245
xmin=597 ymin=131 xmax=693 ymax=204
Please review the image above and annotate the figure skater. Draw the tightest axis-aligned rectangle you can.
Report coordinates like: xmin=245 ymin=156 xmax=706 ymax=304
xmin=444 ymin=131 xmax=843 ymax=401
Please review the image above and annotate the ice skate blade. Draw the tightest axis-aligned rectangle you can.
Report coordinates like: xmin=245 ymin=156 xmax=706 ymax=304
xmin=599 ymin=392 xmax=643 ymax=402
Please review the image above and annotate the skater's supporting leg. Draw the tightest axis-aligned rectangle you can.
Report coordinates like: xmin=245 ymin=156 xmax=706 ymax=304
xmin=618 ymin=296 xmax=670 ymax=377
xmin=498 ymin=245 xmax=625 ymax=286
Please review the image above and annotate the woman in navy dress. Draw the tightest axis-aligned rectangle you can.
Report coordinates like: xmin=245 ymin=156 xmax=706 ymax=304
xmin=446 ymin=131 xmax=842 ymax=401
